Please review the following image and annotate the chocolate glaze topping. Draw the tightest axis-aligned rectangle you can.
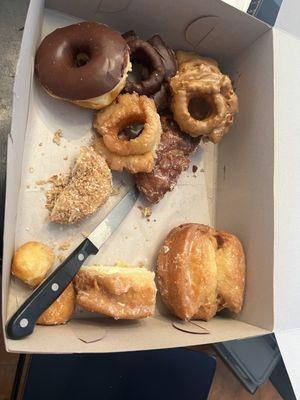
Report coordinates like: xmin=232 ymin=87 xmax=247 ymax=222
xmin=135 ymin=116 xmax=200 ymax=203
xmin=35 ymin=22 xmax=128 ymax=100
xmin=148 ymin=35 xmax=177 ymax=82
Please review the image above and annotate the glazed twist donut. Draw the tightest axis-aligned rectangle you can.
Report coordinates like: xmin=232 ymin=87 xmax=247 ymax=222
xmin=93 ymin=93 xmax=162 ymax=173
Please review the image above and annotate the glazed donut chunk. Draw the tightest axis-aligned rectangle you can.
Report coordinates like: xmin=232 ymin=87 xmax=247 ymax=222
xmin=170 ymin=51 xmax=238 ymax=143
xmin=37 ymin=283 xmax=76 ymax=325
xmin=35 ymin=22 xmax=131 ymax=109
xmin=157 ymin=224 xmax=246 ymax=321
xmin=93 ymin=93 xmax=162 ymax=173
xmin=74 ymin=263 xmax=157 ymax=320
xmin=124 ymin=39 xmax=165 ymax=95
xmin=11 ymin=241 xmax=54 ymax=288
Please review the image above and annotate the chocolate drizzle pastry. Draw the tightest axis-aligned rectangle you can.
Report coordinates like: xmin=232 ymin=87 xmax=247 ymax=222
xmin=122 ymin=31 xmax=177 ymax=108
xmin=135 ymin=116 xmax=199 ymax=203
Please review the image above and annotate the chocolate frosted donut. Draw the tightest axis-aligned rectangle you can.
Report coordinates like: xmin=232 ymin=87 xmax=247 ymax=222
xmin=124 ymin=39 xmax=165 ymax=95
xmin=148 ymin=35 xmax=177 ymax=82
xmin=35 ymin=22 xmax=131 ymax=109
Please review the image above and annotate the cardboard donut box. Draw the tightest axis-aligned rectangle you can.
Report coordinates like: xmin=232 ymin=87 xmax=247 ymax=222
xmin=2 ymin=0 xmax=300 ymax=395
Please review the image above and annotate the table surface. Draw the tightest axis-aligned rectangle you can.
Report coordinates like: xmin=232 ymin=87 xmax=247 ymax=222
xmin=0 ymin=1 xmax=282 ymax=399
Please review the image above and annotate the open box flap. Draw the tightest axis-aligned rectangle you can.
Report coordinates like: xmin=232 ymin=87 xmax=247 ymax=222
xmin=273 ymin=25 xmax=300 ymax=400
xmin=273 ymin=28 xmax=300 ymax=333
xmin=275 ymin=0 xmax=300 ymax=39
xmin=275 ymin=330 xmax=300 ymax=399
xmin=46 ymin=0 xmax=269 ymax=64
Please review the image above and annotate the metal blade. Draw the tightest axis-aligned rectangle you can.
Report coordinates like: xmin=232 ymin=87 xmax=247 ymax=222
xmin=88 ymin=186 xmax=139 ymax=250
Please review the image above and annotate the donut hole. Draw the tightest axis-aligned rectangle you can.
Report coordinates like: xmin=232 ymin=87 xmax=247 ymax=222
xmin=74 ymin=51 xmax=91 ymax=68
xmin=118 ymin=122 xmax=144 ymax=141
xmin=188 ymin=96 xmax=215 ymax=121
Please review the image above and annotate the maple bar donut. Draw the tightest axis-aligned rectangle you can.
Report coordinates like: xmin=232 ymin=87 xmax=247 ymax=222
xmin=35 ymin=22 xmax=131 ymax=109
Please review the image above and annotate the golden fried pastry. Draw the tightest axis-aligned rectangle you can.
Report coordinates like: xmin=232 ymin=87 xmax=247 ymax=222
xmin=46 ymin=147 xmax=112 ymax=224
xmin=170 ymin=51 xmax=238 ymax=143
xmin=157 ymin=224 xmax=245 ymax=321
xmin=37 ymin=283 xmax=76 ymax=325
xmin=74 ymin=263 xmax=157 ymax=319
xmin=11 ymin=241 xmax=54 ymax=288
xmin=93 ymin=93 xmax=162 ymax=173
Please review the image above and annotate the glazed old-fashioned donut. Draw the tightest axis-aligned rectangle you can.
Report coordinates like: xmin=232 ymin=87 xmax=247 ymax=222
xmin=124 ymin=39 xmax=165 ymax=95
xmin=93 ymin=93 xmax=162 ymax=173
xmin=35 ymin=22 xmax=131 ymax=109
xmin=170 ymin=51 xmax=238 ymax=143
xmin=157 ymin=224 xmax=246 ymax=321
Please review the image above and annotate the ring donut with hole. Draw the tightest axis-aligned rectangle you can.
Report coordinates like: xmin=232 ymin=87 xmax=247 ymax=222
xmin=92 ymin=93 xmax=162 ymax=173
xmin=35 ymin=22 xmax=131 ymax=109
xmin=122 ymin=31 xmax=177 ymax=111
xmin=170 ymin=51 xmax=238 ymax=143
xmin=123 ymin=38 xmax=165 ymax=96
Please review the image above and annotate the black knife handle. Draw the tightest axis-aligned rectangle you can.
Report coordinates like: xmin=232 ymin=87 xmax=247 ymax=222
xmin=6 ymin=238 xmax=97 ymax=340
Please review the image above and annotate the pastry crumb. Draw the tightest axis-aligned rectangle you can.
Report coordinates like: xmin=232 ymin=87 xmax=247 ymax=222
xmin=45 ymin=173 xmax=70 ymax=212
xmin=38 ymin=142 xmax=43 ymax=147
xmin=58 ymin=241 xmax=71 ymax=251
xmin=138 ymin=206 xmax=152 ymax=218
xmin=53 ymin=129 xmax=62 ymax=145
xmin=162 ymin=245 xmax=170 ymax=254
xmin=200 ymin=168 xmax=205 ymax=173
xmin=29 ymin=167 xmax=34 ymax=173
xmin=192 ymin=165 xmax=198 ymax=173
xmin=63 ymin=155 xmax=68 ymax=160
xmin=111 ymin=186 xmax=121 ymax=196
xmin=35 ymin=179 xmax=47 ymax=186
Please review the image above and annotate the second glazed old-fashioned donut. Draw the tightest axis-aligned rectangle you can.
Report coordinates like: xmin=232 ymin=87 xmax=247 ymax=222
xmin=170 ymin=51 xmax=238 ymax=143
xmin=35 ymin=22 xmax=131 ymax=109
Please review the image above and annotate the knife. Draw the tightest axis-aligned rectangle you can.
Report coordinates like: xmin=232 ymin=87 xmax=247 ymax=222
xmin=6 ymin=186 xmax=139 ymax=340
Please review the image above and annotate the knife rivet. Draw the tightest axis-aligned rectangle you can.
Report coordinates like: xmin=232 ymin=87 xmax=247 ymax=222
xmin=78 ymin=253 xmax=85 ymax=261
xmin=51 ymin=283 xmax=59 ymax=291
xmin=20 ymin=318 xmax=28 ymax=328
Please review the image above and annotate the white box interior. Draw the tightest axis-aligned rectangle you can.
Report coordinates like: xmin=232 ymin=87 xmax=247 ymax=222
xmin=3 ymin=0 xmax=275 ymax=353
